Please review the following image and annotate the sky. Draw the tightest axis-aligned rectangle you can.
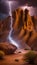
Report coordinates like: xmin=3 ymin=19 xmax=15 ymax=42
xmin=0 ymin=0 xmax=37 ymax=19
xmin=0 ymin=0 xmax=37 ymax=6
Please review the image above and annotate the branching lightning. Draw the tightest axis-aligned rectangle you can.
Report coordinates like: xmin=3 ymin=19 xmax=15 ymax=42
xmin=8 ymin=1 xmax=18 ymax=48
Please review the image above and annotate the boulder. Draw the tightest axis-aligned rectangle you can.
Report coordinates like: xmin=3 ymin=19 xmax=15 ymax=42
xmin=0 ymin=42 xmax=17 ymax=55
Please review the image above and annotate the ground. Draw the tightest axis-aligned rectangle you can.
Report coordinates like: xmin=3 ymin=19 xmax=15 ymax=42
xmin=0 ymin=50 xmax=37 ymax=65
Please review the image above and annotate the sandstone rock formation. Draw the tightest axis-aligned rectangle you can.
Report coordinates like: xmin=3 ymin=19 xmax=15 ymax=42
xmin=0 ymin=8 xmax=37 ymax=50
xmin=12 ymin=8 xmax=37 ymax=50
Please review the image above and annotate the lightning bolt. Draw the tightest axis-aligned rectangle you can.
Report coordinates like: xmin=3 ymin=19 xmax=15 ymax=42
xmin=8 ymin=1 xmax=18 ymax=48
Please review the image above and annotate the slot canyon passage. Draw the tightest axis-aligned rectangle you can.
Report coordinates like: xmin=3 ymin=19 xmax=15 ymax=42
xmin=0 ymin=0 xmax=37 ymax=65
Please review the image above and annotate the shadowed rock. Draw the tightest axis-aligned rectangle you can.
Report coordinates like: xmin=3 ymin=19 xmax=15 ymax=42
xmin=0 ymin=16 xmax=11 ymax=42
xmin=0 ymin=42 xmax=17 ymax=55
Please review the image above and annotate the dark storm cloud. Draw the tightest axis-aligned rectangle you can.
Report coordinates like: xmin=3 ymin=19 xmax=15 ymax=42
xmin=0 ymin=1 xmax=9 ymax=14
xmin=19 ymin=0 xmax=37 ymax=6
xmin=0 ymin=0 xmax=37 ymax=6
xmin=0 ymin=1 xmax=19 ymax=14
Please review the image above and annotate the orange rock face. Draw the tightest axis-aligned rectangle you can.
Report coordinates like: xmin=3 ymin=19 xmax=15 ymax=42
xmin=12 ymin=8 xmax=37 ymax=50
